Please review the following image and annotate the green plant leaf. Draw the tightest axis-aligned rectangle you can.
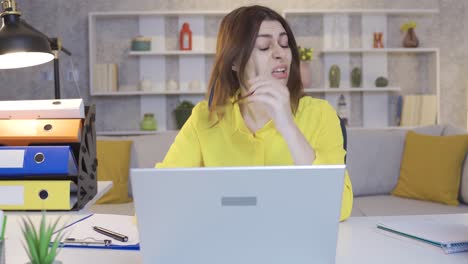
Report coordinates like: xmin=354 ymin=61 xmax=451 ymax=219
xmin=26 ymin=217 xmax=39 ymax=248
xmin=39 ymin=213 xmax=48 ymax=262
xmin=21 ymin=241 xmax=33 ymax=261
xmin=23 ymin=223 xmax=40 ymax=263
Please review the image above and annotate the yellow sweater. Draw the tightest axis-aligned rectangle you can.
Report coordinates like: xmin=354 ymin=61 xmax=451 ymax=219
xmin=156 ymin=96 xmax=353 ymax=221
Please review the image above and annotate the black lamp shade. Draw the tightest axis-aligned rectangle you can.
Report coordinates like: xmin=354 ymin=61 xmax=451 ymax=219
xmin=0 ymin=14 xmax=53 ymax=69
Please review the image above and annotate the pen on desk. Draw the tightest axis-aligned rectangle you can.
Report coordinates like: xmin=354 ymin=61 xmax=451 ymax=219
xmin=93 ymin=226 xmax=128 ymax=242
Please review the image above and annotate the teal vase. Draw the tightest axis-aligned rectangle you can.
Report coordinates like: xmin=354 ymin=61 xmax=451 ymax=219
xmin=329 ymin=65 xmax=340 ymax=88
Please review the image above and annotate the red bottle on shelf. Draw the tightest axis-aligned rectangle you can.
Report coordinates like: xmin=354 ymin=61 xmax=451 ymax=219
xmin=179 ymin=22 xmax=192 ymax=51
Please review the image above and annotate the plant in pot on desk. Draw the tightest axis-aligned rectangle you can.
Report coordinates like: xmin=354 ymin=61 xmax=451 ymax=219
xmin=174 ymin=101 xmax=195 ymax=129
xmin=22 ymin=213 xmax=65 ymax=264
xmin=298 ymin=46 xmax=314 ymax=88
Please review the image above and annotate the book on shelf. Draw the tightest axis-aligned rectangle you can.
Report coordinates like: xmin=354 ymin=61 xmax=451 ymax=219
xmin=93 ymin=64 xmax=118 ymax=93
xmin=400 ymin=95 xmax=437 ymax=127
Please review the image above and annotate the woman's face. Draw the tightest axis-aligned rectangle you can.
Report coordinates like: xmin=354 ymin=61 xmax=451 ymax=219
xmin=245 ymin=20 xmax=292 ymax=86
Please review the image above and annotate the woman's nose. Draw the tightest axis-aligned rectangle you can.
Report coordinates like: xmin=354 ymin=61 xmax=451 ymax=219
xmin=272 ymin=43 xmax=286 ymax=60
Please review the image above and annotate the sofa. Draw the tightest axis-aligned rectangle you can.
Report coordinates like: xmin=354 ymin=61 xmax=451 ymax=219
xmin=90 ymin=125 xmax=468 ymax=217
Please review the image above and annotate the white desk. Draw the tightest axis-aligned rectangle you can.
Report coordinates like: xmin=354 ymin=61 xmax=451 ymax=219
xmin=4 ymin=214 xmax=468 ymax=263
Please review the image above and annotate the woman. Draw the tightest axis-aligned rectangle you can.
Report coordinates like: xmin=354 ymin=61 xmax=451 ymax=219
xmin=156 ymin=5 xmax=353 ymax=221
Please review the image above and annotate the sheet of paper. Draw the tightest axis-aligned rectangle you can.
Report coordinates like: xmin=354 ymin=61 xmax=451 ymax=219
xmin=61 ymin=214 xmax=139 ymax=246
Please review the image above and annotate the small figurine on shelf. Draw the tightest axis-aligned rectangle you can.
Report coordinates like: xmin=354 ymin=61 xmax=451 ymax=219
xmin=337 ymin=94 xmax=349 ymax=126
xmin=179 ymin=22 xmax=192 ymax=51
xmin=373 ymin=32 xmax=384 ymax=48
xmin=401 ymin=21 xmax=419 ymax=48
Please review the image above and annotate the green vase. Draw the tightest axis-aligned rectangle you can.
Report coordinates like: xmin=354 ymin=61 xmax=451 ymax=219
xmin=351 ymin=67 xmax=362 ymax=88
xmin=329 ymin=65 xmax=340 ymax=88
xmin=140 ymin=113 xmax=157 ymax=131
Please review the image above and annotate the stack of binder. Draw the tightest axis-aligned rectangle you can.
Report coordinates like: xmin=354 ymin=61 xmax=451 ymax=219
xmin=0 ymin=99 xmax=97 ymax=210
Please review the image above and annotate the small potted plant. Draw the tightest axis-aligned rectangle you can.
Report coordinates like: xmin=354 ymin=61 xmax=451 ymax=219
xmin=22 ymin=213 xmax=65 ymax=264
xmin=174 ymin=100 xmax=195 ymax=129
xmin=298 ymin=46 xmax=314 ymax=88
xmin=401 ymin=21 xmax=419 ymax=48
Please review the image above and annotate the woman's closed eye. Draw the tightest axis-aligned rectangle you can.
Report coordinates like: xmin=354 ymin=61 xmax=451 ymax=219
xmin=258 ymin=43 xmax=290 ymax=51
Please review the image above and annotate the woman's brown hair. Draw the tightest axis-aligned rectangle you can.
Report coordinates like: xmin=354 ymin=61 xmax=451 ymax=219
xmin=207 ymin=5 xmax=303 ymax=117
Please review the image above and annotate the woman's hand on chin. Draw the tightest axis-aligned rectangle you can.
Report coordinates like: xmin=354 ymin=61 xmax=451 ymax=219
xmin=245 ymin=76 xmax=295 ymax=132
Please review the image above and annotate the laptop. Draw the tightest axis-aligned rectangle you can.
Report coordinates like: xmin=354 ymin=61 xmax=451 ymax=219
xmin=130 ymin=165 xmax=345 ymax=264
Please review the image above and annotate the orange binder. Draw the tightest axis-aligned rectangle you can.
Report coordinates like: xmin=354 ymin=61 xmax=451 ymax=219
xmin=0 ymin=119 xmax=82 ymax=146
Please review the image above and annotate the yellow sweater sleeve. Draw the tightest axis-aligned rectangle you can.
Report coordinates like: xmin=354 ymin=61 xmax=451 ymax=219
xmin=312 ymin=102 xmax=353 ymax=221
xmin=155 ymin=113 xmax=203 ymax=168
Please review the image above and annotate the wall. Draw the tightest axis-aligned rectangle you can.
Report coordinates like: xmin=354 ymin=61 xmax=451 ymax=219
xmin=1 ymin=0 xmax=465 ymax=130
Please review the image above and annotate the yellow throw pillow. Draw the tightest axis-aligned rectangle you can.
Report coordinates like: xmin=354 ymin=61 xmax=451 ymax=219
xmin=391 ymin=131 xmax=468 ymax=206
xmin=96 ymin=140 xmax=133 ymax=204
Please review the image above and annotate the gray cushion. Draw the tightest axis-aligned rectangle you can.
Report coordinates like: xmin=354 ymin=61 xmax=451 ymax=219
xmin=441 ymin=125 xmax=468 ymax=204
xmin=347 ymin=125 xmax=445 ymax=196
xmin=354 ymin=195 xmax=468 ymax=216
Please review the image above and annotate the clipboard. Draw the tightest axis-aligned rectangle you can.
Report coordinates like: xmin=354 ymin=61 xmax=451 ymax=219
xmin=54 ymin=214 xmax=140 ymax=251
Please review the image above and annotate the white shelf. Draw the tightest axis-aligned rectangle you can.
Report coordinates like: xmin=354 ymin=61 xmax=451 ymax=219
xmin=283 ymin=9 xmax=439 ymax=15
xmin=92 ymin=90 xmax=206 ymax=96
xmin=129 ymin=50 xmax=216 ymax=56
xmin=321 ymin=48 xmax=439 ymax=53
xmin=304 ymin=87 xmax=401 ymax=93
xmin=97 ymin=130 xmax=161 ymax=136
xmin=90 ymin=10 xmax=230 ymax=17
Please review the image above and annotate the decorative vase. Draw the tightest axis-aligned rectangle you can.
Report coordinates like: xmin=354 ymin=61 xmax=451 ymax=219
xmin=329 ymin=64 xmax=340 ymax=88
xmin=351 ymin=67 xmax=362 ymax=88
xmin=403 ymin=28 xmax=419 ymax=48
xmin=299 ymin=61 xmax=311 ymax=88
xmin=140 ymin=113 xmax=157 ymax=131
xmin=375 ymin=77 xmax=389 ymax=87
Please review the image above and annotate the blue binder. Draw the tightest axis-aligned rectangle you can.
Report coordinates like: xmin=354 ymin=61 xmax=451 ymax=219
xmin=0 ymin=146 xmax=78 ymax=176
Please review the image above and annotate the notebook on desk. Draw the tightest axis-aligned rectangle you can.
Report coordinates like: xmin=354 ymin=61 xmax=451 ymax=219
xmin=377 ymin=218 xmax=468 ymax=254
xmin=131 ymin=165 xmax=346 ymax=264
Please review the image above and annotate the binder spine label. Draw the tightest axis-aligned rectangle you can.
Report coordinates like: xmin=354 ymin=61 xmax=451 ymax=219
xmin=0 ymin=150 xmax=25 ymax=168
xmin=0 ymin=186 xmax=24 ymax=205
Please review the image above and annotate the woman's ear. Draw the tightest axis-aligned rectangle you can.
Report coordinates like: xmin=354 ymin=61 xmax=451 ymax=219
xmin=232 ymin=63 xmax=239 ymax=72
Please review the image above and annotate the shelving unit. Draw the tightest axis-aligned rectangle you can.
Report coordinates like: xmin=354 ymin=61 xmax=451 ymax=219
xmin=89 ymin=8 xmax=440 ymax=134
xmin=128 ymin=50 xmax=216 ymax=56
xmin=88 ymin=10 xmax=228 ymax=131
xmin=284 ymin=9 xmax=440 ymax=128
xmin=92 ymin=90 xmax=206 ymax=96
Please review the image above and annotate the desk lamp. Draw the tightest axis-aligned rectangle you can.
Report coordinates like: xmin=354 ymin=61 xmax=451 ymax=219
xmin=0 ymin=0 xmax=72 ymax=99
